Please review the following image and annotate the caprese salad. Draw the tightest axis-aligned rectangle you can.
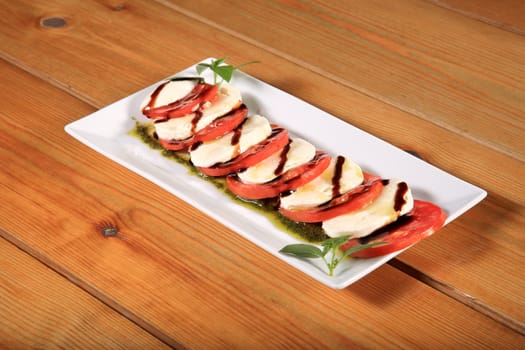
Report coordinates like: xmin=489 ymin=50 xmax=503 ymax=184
xmin=140 ymin=76 xmax=447 ymax=258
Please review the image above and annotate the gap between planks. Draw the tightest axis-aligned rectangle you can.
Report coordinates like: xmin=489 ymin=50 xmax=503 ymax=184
xmin=0 ymin=230 xmax=184 ymax=350
xmin=2 ymin=222 xmax=523 ymax=341
xmin=425 ymin=0 xmax=525 ymax=36
xmin=154 ymin=0 xmax=524 ymax=164
xmin=0 ymin=54 xmax=104 ymax=110
xmin=1 ymin=21 xmax=523 ymax=338
xmin=388 ymin=258 xmax=525 ymax=336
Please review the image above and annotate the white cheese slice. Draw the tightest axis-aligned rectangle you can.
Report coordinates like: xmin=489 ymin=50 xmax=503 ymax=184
xmin=322 ymin=179 xmax=414 ymax=238
xmin=237 ymin=138 xmax=315 ymax=184
xmin=190 ymin=115 xmax=272 ymax=168
xmin=154 ymin=114 xmax=194 ymax=141
xmin=141 ymin=79 xmax=197 ymax=110
xmin=279 ymin=156 xmax=363 ymax=210
xmin=199 ymin=83 xmax=242 ymax=124
xmin=153 ymin=83 xmax=242 ymax=141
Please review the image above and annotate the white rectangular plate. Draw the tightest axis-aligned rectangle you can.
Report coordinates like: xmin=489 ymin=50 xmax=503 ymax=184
xmin=65 ymin=58 xmax=486 ymax=289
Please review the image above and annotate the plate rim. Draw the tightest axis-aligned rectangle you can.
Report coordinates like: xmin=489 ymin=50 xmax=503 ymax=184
xmin=64 ymin=57 xmax=487 ymax=289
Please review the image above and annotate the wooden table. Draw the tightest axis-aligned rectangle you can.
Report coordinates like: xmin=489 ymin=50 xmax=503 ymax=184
xmin=1 ymin=0 xmax=524 ymax=348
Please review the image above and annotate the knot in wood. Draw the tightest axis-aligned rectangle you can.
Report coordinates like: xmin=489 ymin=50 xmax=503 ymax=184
xmin=40 ymin=17 xmax=67 ymax=28
xmin=96 ymin=221 xmax=121 ymax=238
xmin=112 ymin=4 xmax=127 ymax=11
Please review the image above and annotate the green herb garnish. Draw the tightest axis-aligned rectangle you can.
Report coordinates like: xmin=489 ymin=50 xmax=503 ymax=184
xmin=279 ymin=235 xmax=384 ymax=276
xmin=196 ymin=57 xmax=259 ymax=85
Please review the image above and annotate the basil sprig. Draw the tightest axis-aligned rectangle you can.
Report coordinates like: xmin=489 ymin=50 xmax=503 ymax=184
xmin=280 ymin=235 xmax=384 ymax=276
xmin=196 ymin=57 xmax=258 ymax=85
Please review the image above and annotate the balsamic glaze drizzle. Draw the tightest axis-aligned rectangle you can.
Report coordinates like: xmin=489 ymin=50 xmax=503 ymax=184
xmin=274 ymin=141 xmax=291 ymax=176
xmin=331 ymin=156 xmax=345 ymax=198
xmin=394 ymin=182 xmax=409 ymax=212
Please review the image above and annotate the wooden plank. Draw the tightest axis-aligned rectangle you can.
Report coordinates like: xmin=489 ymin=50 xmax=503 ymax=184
xmin=0 ymin=0 xmax=523 ymax=336
xmin=0 ymin=236 xmax=170 ymax=349
xmin=0 ymin=0 xmax=522 ymax=203
xmin=0 ymin=58 xmax=523 ymax=350
xmin=158 ymin=0 xmax=525 ymax=162
xmin=428 ymin=0 xmax=525 ymax=34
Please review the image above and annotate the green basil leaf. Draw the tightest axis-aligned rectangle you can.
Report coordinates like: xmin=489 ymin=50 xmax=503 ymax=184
xmin=196 ymin=63 xmax=210 ymax=75
xmin=235 ymin=60 xmax=260 ymax=69
xmin=279 ymin=244 xmax=324 ymax=259
xmin=212 ymin=57 xmax=227 ymax=68
xmin=320 ymin=235 xmax=351 ymax=250
xmin=213 ymin=65 xmax=234 ymax=82
xmin=197 ymin=58 xmax=258 ymax=85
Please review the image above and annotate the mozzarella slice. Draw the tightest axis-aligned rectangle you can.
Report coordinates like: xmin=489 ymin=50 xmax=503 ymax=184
xmin=190 ymin=115 xmax=272 ymax=168
xmin=141 ymin=79 xmax=197 ymax=111
xmin=237 ymin=138 xmax=316 ymax=184
xmin=154 ymin=114 xmax=195 ymax=141
xmin=280 ymin=156 xmax=363 ymax=210
xmin=200 ymin=83 xmax=242 ymax=123
xmin=322 ymin=179 xmax=414 ymax=238
xmin=153 ymin=83 xmax=242 ymax=141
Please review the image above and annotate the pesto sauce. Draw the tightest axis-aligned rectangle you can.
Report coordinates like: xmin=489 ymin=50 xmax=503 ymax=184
xmin=129 ymin=121 xmax=329 ymax=243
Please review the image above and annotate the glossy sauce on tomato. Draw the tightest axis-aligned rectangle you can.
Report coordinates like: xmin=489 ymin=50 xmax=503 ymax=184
xmin=130 ymin=121 xmax=329 ymax=242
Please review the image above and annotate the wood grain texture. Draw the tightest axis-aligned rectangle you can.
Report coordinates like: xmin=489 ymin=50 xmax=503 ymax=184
xmin=0 ymin=237 xmax=170 ymax=349
xmin=0 ymin=0 xmax=524 ymax=347
xmin=428 ymin=0 xmax=525 ymax=34
xmin=3 ymin=0 xmax=525 ymax=326
xmin=161 ymin=0 xmax=525 ymax=162
xmin=1 ymin=50 xmax=524 ymax=348
xmin=0 ymin=0 xmax=524 ymax=331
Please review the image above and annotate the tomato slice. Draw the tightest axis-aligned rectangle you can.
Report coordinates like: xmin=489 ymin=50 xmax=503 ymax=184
xmin=278 ymin=173 xmax=383 ymax=223
xmin=158 ymin=104 xmax=248 ymax=151
xmin=197 ymin=125 xmax=289 ymax=177
xmin=195 ymin=104 xmax=247 ymax=143
xmin=226 ymin=151 xmax=331 ymax=199
xmin=143 ymin=83 xmax=218 ymax=120
xmin=341 ymin=200 xmax=447 ymax=258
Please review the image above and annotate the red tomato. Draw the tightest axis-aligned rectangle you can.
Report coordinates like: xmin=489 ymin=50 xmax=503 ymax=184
xmin=226 ymin=151 xmax=331 ymax=199
xmin=143 ymin=82 xmax=218 ymax=120
xmin=158 ymin=104 xmax=247 ymax=151
xmin=278 ymin=173 xmax=383 ymax=223
xmin=197 ymin=126 xmax=289 ymax=177
xmin=195 ymin=103 xmax=245 ymax=142
xmin=341 ymin=200 xmax=447 ymax=258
